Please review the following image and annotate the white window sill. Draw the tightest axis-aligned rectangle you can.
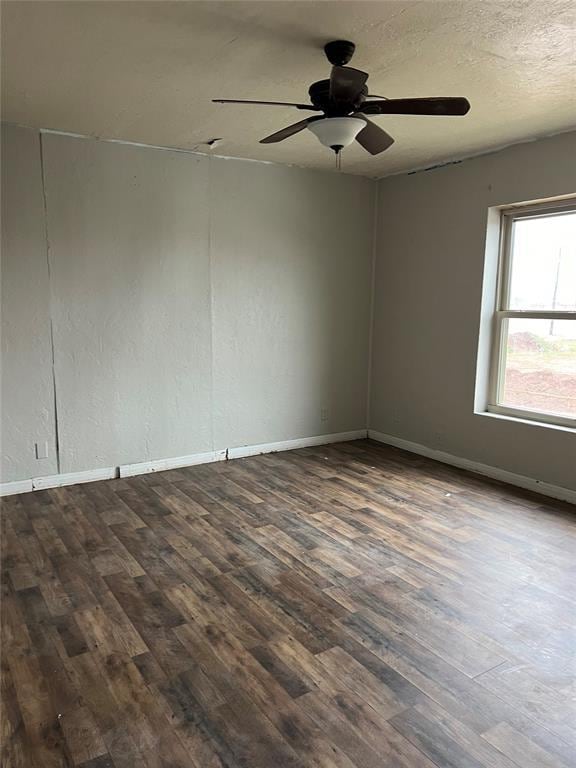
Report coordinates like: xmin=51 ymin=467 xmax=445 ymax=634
xmin=476 ymin=408 xmax=576 ymax=434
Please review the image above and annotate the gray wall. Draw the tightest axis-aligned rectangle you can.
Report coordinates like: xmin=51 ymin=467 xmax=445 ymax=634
xmin=4 ymin=123 xmax=573 ymax=490
xmin=1 ymin=124 xmax=58 ymax=481
xmin=42 ymin=135 xmax=214 ymax=472
xmin=370 ymin=130 xmax=576 ymax=491
xmin=1 ymin=125 xmax=374 ymax=481
xmin=211 ymin=159 xmax=373 ymax=449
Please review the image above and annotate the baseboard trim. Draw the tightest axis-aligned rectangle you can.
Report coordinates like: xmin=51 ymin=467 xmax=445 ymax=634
xmin=1 ymin=431 xmax=368 ymax=496
xmin=4 ymin=430 xmax=572 ymax=504
xmin=32 ymin=467 xmax=118 ymax=491
xmin=368 ymin=429 xmax=576 ymax=505
xmin=4 ymin=430 xmax=571 ymax=504
xmin=227 ymin=430 xmax=368 ymax=460
xmin=0 ymin=479 xmax=34 ymax=496
xmin=119 ymin=449 xmax=227 ymax=478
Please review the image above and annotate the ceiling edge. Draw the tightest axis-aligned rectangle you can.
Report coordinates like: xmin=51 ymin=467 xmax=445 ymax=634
xmin=3 ymin=120 xmax=574 ymax=182
xmin=374 ymin=126 xmax=576 ymax=182
xmin=1 ymin=120 xmax=363 ymax=178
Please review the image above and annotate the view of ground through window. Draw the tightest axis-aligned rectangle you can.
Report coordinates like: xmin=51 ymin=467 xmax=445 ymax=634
xmin=501 ymin=211 xmax=576 ymax=418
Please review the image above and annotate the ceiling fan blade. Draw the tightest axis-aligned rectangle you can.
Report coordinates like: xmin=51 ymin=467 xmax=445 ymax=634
xmin=360 ymin=97 xmax=470 ymax=116
xmin=213 ymin=99 xmax=318 ymax=110
xmin=260 ymin=117 xmax=320 ymax=144
xmin=329 ymin=66 xmax=368 ymax=101
xmin=354 ymin=117 xmax=395 ymax=155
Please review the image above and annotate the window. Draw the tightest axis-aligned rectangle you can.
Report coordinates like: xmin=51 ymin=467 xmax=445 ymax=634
xmin=489 ymin=198 xmax=576 ymax=428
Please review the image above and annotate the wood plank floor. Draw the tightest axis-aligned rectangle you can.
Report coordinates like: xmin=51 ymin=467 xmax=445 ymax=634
xmin=2 ymin=439 xmax=575 ymax=768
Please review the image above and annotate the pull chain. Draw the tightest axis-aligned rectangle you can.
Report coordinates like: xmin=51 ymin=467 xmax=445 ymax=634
xmin=334 ymin=151 xmax=342 ymax=171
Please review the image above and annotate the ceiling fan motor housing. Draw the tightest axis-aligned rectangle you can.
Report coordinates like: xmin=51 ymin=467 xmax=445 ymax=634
xmin=324 ymin=40 xmax=356 ymax=66
xmin=308 ymin=79 xmax=368 ymax=115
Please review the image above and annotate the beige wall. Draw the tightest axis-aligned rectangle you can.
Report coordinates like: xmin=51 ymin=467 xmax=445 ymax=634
xmin=370 ymin=131 xmax=576 ymax=491
xmin=1 ymin=125 xmax=374 ymax=481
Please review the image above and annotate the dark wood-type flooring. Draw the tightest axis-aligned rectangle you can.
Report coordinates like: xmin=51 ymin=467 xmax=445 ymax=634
xmin=2 ymin=439 xmax=575 ymax=768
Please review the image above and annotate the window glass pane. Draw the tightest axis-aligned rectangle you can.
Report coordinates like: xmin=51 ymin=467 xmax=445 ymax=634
xmin=500 ymin=318 xmax=576 ymax=418
xmin=509 ymin=211 xmax=576 ymax=311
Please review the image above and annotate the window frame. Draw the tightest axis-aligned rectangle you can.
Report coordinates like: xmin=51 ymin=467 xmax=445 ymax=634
xmin=488 ymin=197 xmax=576 ymax=430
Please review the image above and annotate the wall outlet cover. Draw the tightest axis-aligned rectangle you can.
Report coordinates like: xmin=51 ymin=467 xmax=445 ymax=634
xmin=35 ymin=441 xmax=49 ymax=460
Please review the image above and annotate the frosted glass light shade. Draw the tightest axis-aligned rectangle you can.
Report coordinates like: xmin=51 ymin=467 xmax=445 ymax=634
xmin=307 ymin=117 xmax=366 ymax=150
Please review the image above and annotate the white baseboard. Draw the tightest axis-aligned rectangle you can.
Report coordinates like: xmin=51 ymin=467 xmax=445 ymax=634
xmin=32 ymin=467 xmax=118 ymax=490
xmin=1 ymin=431 xmax=368 ymax=496
xmin=3 ymin=430 xmax=572 ymax=505
xmin=368 ymin=429 xmax=576 ymax=505
xmin=119 ymin=449 xmax=227 ymax=478
xmin=0 ymin=478 xmax=34 ymax=497
xmin=227 ymin=430 xmax=368 ymax=460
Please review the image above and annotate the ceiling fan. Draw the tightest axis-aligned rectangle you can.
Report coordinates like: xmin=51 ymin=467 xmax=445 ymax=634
xmin=213 ymin=40 xmax=470 ymax=157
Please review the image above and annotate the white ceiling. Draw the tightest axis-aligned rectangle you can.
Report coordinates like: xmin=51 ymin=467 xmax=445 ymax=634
xmin=2 ymin=1 xmax=575 ymax=177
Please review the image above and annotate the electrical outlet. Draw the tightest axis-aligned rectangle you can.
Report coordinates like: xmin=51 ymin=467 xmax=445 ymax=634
xmin=320 ymin=408 xmax=329 ymax=422
xmin=35 ymin=441 xmax=49 ymax=460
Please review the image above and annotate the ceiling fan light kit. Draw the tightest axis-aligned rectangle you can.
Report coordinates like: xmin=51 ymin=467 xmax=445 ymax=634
xmin=307 ymin=116 xmax=366 ymax=152
xmin=213 ymin=40 xmax=470 ymax=160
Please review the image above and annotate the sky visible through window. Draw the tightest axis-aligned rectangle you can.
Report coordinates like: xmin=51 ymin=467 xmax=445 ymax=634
xmin=510 ymin=212 xmax=576 ymax=318
xmin=501 ymin=210 xmax=576 ymax=418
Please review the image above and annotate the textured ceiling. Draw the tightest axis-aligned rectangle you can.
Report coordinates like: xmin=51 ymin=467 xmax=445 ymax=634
xmin=2 ymin=1 xmax=576 ymax=177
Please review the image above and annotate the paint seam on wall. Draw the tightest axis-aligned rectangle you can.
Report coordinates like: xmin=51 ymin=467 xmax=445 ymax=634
xmin=365 ymin=181 xmax=380 ymax=430
xmin=207 ymin=153 xmax=216 ymax=454
xmin=38 ymin=131 xmax=61 ymax=473
xmin=368 ymin=429 xmax=576 ymax=505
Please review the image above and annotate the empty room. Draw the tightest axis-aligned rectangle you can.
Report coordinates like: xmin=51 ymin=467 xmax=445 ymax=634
xmin=1 ymin=1 xmax=575 ymax=766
